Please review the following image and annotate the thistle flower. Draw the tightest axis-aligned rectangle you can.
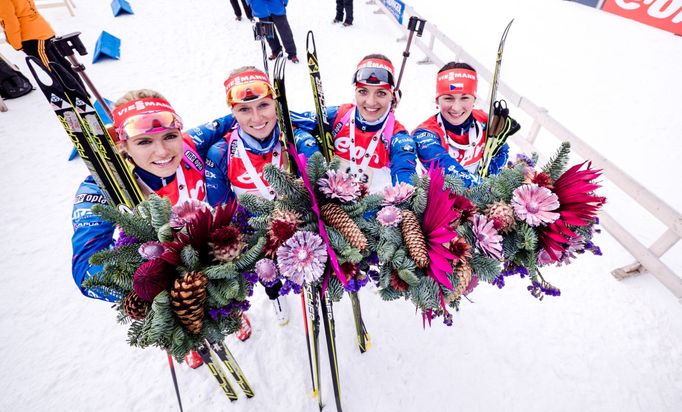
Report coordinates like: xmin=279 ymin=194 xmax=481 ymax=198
xmin=133 ymin=259 xmax=174 ymax=302
xmin=255 ymin=258 xmax=278 ymax=283
xmin=448 ymin=236 xmax=472 ymax=261
xmin=377 ymin=206 xmax=402 ymax=227
xmin=389 ymin=271 xmax=409 ymax=292
xmin=169 ymin=199 xmax=210 ymax=229
xmin=470 ymin=214 xmax=504 ymax=260
xmin=450 ymin=193 xmax=477 ymax=222
xmin=276 ymin=231 xmax=328 ymax=286
xmin=318 ymin=170 xmax=361 ymax=202
xmin=138 ymin=241 xmax=165 ymax=260
xmin=382 ymin=182 xmax=415 ymax=205
xmin=264 ymin=210 xmax=302 ymax=257
xmin=209 ymin=226 xmax=245 ymax=262
xmin=511 ymin=184 xmax=560 ymax=227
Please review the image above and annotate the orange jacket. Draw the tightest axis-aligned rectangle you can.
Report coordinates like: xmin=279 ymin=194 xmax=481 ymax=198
xmin=0 ymin=0 xmax=54 ymax=50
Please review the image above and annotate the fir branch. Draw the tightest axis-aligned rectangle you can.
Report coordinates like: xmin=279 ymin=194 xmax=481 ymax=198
xmin=340 ymin=246 xmax=363 ymax=264
xmin=377 ymin=241 xmax=397 ymax=263
xmin=470 ymin=253 xmax=502 ymax=283
xmin=92 ymin=204 xmax=157 ymax=242
xmin=341 ymin=201 xmax=366 ymax=218
xmin=327 ymin=277 xmax=345 ymax=302
xmin=306 ymin=152 xmax=328 ymax=185
xmin=411 ymin=176 xmax=429 ymax=216
xmin=490 ymin=163 xmax=526 ymax=202
xmin=379 ymin=287 xmax=402 ymax=301
xmin=181 ymin=245 xmax=200 ymax=271
xmin=203 ymin=262 xmax=238 ymax=280
xmin=248 ymin=214 xmax=271 ymax=231
xmin=516 ymin=222 xmax=538 ymax=252
xmin=443 ymin=174 xmax=465 ymax=194
xmin=263 ymin=164 xmax=309 ymax=203
xmin=148 ymin=195 xmax=172 ymax=231
xmin=206 ymin=279 xmax=241 ymax=307
xmin=411 ymin=277 xmax=439 ymax=310
xmin=238 ymin=193 xmax=274 ymax=216
xmin=90 ymin=244 xmax=143 ymax=267
xmin=464 ymin=181 xmax=494 ymax=210
xmin=360 ymin=193 xmax=384 ymax=213
xmin=234 ymin=237 xmax=266 ymax=271
xmin=542 ymin=141 xmax=571 ymax=181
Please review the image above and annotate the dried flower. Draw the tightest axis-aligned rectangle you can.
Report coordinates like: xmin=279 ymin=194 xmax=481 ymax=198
xmin=133 ymin=259 xmax=174 ymax=302
xmin=448 ymin=236 xmax=472 ymax=261
xmin=138 ymin=242 xmax=165 ymax=260
xmin=209 ymin=226 xmax=245 ymax=262
xmin=318 ymin=170 xmax=361 ymax=202
xmin=169 ymin=199 xmax=209 ymax=229
xmin=389 ymin=271 xmax=409 ymax=292
xmin=524 ymin=170 xmax=554 ymax=189
xmin=377 ymin=206 xmax=402 ymax=227
xmin=470 ymin=214 xmax=504 ymax=260
xmin=382 ymin=182 xmax=415 ymax=205
xmin=511 ymin=184 xmax=560 ymax=227
xmin=277 ymin=231 xmax=328 ymax=286
xmin=255 ymin=258 xmax=278 ymax=283
xmin=264 ymin=210 xmax=302 ymax=257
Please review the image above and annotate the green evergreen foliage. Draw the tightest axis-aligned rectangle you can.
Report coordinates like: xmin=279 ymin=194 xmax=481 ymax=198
xmin=326 ymin=226 xmax=351 ymax=253
xmin=412 ymin=277 xmax=439 ymax=310
xmin=263 ymin=164 xmax=309 ymax=202
xmin=90 ymin=244 xmax=142 ymax=267
xmin=470 ymin=253 xmax=502 ymax=283
xmin=203 ymin=262 xmax=237 ymax=280
xmin=378 ymin=225 xmax=402 ymax=246
xmin=502 ymin=232 xmax=519 ymax=260
xmin=181 ymin=245 xmax=200 ymax=271
xmin=147 ymin=195 xmax=172 ymax=231
xmin=157 ymin=223 xmax=174 ymax=242
xmin=327 ymin=277 xmax=345 ymax=302
xmin=379 ymin=287 xmax=403 ymax=301
xmin=341 ymin=200 xmax=366 ymax=218
xmin=443 ymin=174 xmax=465 ymax=194
xmin=465 ymin=181 xmax=494 ymax=210
xmin=207 ymin=279 xmax=242 ymax=307
xmin=92 ymin=204 xmax=157 ymax=242
xmin=234 ymin=237 xmax=266 ymax=271
xmin=490 ymin=163 xmax=526 ymax=202
xmin=377 ymin=240 xmax=397 ymax=264
xmin=516 ymin=222 xmax=538 ymax=252
xmin=238 ymin=193 xmax=274 ymax=215
xmin=411 ymin=176 xmax=429 ymax=216
xmin=306 ymin=152 xmax=328 ymax=184
xmin=542 ymin=141 xmax=571 ymax=181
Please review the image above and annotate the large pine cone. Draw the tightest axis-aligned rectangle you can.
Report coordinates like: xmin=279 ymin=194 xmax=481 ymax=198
xmin=321 ymin=203 xmax=368 ymax=251
xmin=400 ymin=210 xmax=429 ymax=268
xmin=170 ymin=271 xmax=208 ymax=335
xmin=447 ymin=261 xmax=473 ymax=303
xmin=124 ymin=291 xmax=150 ymax=320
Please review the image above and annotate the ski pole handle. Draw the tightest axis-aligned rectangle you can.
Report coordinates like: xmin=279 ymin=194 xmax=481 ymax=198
xmin=394 ymin=16 xmax=426 ymax=94
xmin=52 ymin=32 xmax=88 ymax=58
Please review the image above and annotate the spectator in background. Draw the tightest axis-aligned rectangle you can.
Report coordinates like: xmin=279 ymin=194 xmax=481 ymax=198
xmin=333 ymin=0 xmax=353 ymax=27
xmin=0 ymin=0 xmax=83 ymax=87
xmin=229 ymin=0 xmax=254 ymax=21
xmin=247 ymin=0 xmax=298 ymax=63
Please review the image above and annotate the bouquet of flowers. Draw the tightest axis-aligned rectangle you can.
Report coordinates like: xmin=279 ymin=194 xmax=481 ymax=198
xmin=83 ymin=196 xmax=263 ymax=359
xmin=238 ymin=152 xmax=381 ymax=300
xmin=366 ymin=142 xmax=605 ymax=325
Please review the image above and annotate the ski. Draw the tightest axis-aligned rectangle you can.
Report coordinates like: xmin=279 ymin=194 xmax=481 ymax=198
xmin=205 ymin=340 xmax=255 ymax=398
xmin=272 ymin=54 xmax=298 ymax=175
xmin=319 ymin=287 xmax=342 ymax=412
xmin=25 ymin=56 xmax=129 ymax=209
xmin=306 ymin=31 xmax=371 ymax=355
xmin=49 ymin=61 xmax=145 ymax=207
xmin=478 ymin=19 xmax=514 ymax=177
xmin=301 ymin=286 xmax=323 ymax=410
xmin=196 ymin=343 xmax=239 ymax=401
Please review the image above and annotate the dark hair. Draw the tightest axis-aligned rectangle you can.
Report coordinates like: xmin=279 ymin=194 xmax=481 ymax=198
xmin=361 ymin=53 xmax=392 ymax=64
xmin=438 ymin=61 xmax=476 ymax=74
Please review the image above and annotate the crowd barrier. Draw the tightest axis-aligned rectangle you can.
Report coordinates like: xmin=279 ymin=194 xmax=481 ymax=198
xmin=370 ymin=0 xmax=682 ymax=301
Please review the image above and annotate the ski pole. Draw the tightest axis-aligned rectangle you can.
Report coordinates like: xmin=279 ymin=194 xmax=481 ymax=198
xmin=394 ymin=16 xmax=426 ymax=94
xmin=166 ymin=353 xmax=184 ymax=412
xmin=51 ymin=32 xmax=113 ymax=121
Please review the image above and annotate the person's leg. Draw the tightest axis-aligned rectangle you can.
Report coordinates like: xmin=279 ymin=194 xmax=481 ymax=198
xmin=241 ymin=0 xmax=253 ymax=20
xmin=21 ymin=40 xmax=48 ymax=67
xmin=334 ymin=0 xmax=344 ymax=22
xmin=271 ymin=14 xmax=297 ymax=58
xmin=344 ymin=0 xmax=353 ymax=25
xmin=229 ymin=0 xmax=242 ymax=19
xmin=44 ymin=38 xmax=88 ymax=93
xmin=261 ymin=16 xmax=282 ymax=57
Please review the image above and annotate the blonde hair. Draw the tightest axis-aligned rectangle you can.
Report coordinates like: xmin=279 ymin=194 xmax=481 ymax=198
xmin=228 ymin=65 xmax=263 ymax=78
xmin=114 ymin=89 xmax=166 ymax=108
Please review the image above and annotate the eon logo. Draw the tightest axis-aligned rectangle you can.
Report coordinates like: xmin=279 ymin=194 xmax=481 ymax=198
xmin=334 ymin=136 xmax=381 ymax=165
xmin=604 ymin=0 xmax=682 ymax=35
xmin=615 ymin=0 xmax=682 ymax=22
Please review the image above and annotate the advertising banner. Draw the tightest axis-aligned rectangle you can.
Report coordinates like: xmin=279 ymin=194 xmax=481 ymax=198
xmin=383 ymin=0 xmax=406 ymax=24
xmin=602 ymin=0 xmax=682 ymax=36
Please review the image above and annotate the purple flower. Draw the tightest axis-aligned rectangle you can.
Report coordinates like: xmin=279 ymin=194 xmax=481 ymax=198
xmin=277 ymin=231 xmax=328 ymax=286
xmin=138 ymin=241 xmax=165 ymax=260
xmin=115 ymin=231 xmax=139 ymax=247
xmin=243 ymin=271 xmax=259 ymax=284
xmin=470 ymin=214 xmax=504 ymax=260
xmin=511 ymin=184 xmax=560 ymax=227
xmin=377 ymin=206 xmax=402 ymax=227
xmin=255 ymin=258 xmax=278 ymax=283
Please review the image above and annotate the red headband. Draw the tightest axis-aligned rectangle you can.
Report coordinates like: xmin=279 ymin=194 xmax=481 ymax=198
xmin=112 ymin=98 xmax=178 ymax=128
xmin=436 ymin=68 xmax=478 ymax=98
xmin=224 ymin=70 xmax=271 ymax=94
xmin=356 ymin=58 xmax=395 ymax=77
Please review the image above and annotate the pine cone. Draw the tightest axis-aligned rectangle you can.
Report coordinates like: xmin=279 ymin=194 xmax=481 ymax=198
xmin=124 ymin=291 xmax=150 ymax=320
xmin=447 ymin=261 xmax=473 ymax=303
xmin=400 ymin=210 xmax=429 ymax=268
xmin=170 ymin=271 xmax=208 ymax=335
xmin=320 ymin=203 xmax=368 ymax=251
xmin=485 ymin=201 xmax=515 ymax=233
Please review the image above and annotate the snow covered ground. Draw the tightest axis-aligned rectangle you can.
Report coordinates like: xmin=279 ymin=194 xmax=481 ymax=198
xmin=1 ymin=0 xmax=681 ymax=411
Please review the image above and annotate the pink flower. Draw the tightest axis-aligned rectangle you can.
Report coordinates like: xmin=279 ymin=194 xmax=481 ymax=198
xmin=169 ymin=199 xmax=210 ymax=229
xmin=318 ymin=170 xmax=361 ymax=202
xmin=138 ymin=242 xmax=165 ymax=260
xmin=377 ymin=206 xmax=402 ymax=227
xmin=511 ymin=184 xmax=560 ymax=227
xmin=255 ymin=258 xmax=278 ymax=283
xmin=470 ymin=214 xmax=504 ymax=260
xmin=277 ymin=231 xmax=328 ymax=286
xmin=382 ymin=182 xmax=415 ymax=205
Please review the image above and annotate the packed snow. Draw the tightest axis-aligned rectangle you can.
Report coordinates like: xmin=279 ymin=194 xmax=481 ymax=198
xmin=1 ymin=0 xmax=681 ymax=411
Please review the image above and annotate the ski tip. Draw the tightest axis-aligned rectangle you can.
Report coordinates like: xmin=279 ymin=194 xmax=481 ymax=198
xmin=312 ymin=389 xmax=320 ymax=399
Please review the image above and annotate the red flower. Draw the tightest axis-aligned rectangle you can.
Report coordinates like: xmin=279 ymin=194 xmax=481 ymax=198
xmin=389 ymin=271 xmax=409 ymax=292
xmin=133 ymin=259 xmax=175 ymax=302
xmin=539 ymin=162 xmax=605 ymax=261
xmin=264 ymin=220 xmax=298 ymax=258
